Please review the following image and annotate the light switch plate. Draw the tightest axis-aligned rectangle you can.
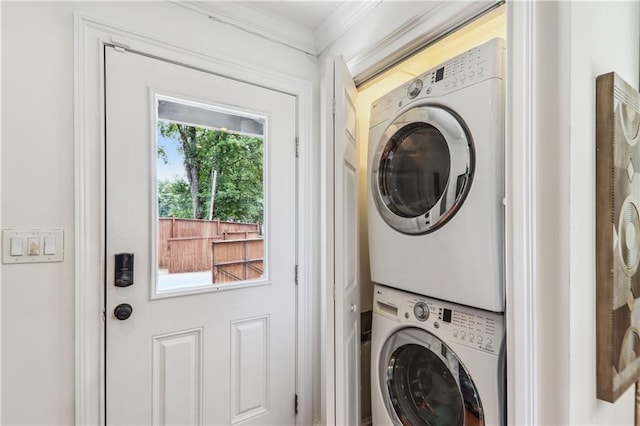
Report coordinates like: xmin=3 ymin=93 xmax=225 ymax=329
xmin=9 ymin=238 xmax=23 ymax=256
xmin=2 ymin=229 xmax=64 ymax=264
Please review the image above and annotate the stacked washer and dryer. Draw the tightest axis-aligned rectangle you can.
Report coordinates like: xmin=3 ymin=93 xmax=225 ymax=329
xmin=368 ymin=38 xmax=506 ymax=425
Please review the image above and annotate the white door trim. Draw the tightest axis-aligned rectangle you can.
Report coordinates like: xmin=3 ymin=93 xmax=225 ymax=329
xmin=506 ymin=1 xmax=537 ymax=424
xmin=73 ymin=13 xmax=315 ymax=426
xmin=0 ymin=4 xmax=4 ymax=421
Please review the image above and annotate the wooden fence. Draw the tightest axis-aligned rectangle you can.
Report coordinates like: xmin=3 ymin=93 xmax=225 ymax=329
xmin=159 ymin=218 xmax=261 ymax=274
xmin=212 ymin=239 xmax=264 ymax=284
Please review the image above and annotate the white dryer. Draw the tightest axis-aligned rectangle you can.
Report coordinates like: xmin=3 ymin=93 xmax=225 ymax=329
xmin=367 ymin=38 xmax=505 ymax=312
xmin=372 ymin=284 xmax=505 ymax=426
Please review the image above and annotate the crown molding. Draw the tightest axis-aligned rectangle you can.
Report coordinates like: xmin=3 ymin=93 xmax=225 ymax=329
xmin=172 ymin=1 xmax=378 ymax=57
xmin=172 ymin=0 xmax=318 ymax=55
xmin=314 ymin=1 xmax=382 ymax=55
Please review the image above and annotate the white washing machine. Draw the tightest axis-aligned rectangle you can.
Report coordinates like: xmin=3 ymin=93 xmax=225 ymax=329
xmin=371 ymin=284 xmax=505 ymax=426
xmin=367 ymin=38 xmax=505 ymax=312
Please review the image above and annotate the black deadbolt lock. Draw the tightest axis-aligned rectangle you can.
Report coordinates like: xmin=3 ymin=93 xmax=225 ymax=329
xmin=115 ymin=253 xmax=134 ymax=287
xmin=114 ymin=303 xmax=133 ymax=320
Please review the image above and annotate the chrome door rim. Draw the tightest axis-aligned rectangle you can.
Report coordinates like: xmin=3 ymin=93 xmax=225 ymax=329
xmin=379 ymin=327 xmax=484 ymax=426
xmin=371 ymin=105 xmax=474 ymax=235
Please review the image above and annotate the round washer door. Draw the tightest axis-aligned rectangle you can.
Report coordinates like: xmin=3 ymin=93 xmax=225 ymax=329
xmin=379 ymin=327 xmax=483 ymax=426
xmin=371 ymin=105 xmax=473 ymax=234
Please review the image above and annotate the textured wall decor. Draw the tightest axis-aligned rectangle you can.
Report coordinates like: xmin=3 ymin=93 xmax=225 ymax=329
xmin=596 ymin=72 xmax=640 ymax=402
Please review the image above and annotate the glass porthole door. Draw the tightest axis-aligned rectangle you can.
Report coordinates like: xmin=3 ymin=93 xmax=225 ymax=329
xmin=371 ymin=106 xmax=474 ymax=234
xmin=379 ymin=328 xmax=484 ymax=426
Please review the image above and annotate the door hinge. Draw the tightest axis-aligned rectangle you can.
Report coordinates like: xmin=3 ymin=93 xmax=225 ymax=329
xmin=102 ymin=308 xmax=106 ymax=322
xmin=110 ymin=37 xmax=130 ymax=53
xmin=295 ymin=137 xmax=300 ymax=158
xmin=295 ymin=394 xmax=299 ymax=415
xmin=332 ymin=98 xmax=336 ymax=115
xmin=295 ymin=264 xmax=299 ymax=285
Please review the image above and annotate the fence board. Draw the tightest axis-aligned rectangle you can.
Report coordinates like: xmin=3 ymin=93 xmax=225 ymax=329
xmin=212 ymin=239 xmax=264 ymax=284
xmin=223 ymin=231 xmax=260 ymax=240
xmin=158 ymin=218 xmax=260 ymax=272
xmin=168 ymin=237 xmax=218 ymax=273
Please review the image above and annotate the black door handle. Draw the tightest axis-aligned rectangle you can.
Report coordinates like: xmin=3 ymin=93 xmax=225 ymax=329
xmin=114 ymin=303 xmax=133 ymax=320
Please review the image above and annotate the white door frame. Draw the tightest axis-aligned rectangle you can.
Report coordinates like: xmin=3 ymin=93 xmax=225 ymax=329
xmin=73 ymin=14 xmax=315 ymax=425
xmin=505 ymin=1 xmax=538 ymax=424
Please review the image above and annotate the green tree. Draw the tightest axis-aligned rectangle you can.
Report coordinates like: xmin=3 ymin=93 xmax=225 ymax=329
xmin=205 ymin=132 xmax=264 ymax=223
xmin=158 ymin=121 xmax=264 ymax=223
xmin=157 ymin=179 xmax=192 ymax=218
xmin=159 ymin=123 xmax=203 ymax=218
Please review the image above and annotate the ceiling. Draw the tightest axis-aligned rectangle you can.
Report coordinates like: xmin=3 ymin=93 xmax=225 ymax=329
xmin=175 ymin=1 xmax=381 ymax=56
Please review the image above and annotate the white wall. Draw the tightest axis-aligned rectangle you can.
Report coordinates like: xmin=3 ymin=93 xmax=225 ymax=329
xmin=522 ymin=1 xmax=639 ymax=423
xmin=568 ymin=1 xmax=639 ymax=424
xmin=1 ymin=2 xmax=318 ymax=424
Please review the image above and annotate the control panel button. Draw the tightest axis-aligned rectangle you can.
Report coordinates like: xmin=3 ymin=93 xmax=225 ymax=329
xmin=407 ymin=80 xmax=423 ymax=98
xmin=413 ymin=302 xmax=429 ymax=321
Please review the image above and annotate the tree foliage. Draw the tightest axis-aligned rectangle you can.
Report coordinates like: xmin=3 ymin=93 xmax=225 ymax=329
xmin=157 ymin=121 xmax=264 ymax=224
xmin=157 ymin=179 xmax=192 ymax=218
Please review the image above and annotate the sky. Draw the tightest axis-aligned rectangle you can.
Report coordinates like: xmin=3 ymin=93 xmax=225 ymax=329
xmin=156 ymin=128 xmax=186 ymax=182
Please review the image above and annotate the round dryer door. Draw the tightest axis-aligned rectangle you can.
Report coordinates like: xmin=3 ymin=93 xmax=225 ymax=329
xmin=379 ymin=327 xmax=483 ymax=426
xmin=371 ymin=106 xmax=473 ymax=234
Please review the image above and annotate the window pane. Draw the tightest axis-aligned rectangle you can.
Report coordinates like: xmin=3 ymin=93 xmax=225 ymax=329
xmin=156 ymin=97 xmax=265 ymax=293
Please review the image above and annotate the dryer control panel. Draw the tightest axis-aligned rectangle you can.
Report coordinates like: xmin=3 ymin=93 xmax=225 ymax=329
xmin=369 ymin=37 xmax=505 ymax=129
xmin=374 ymin=284 xmax=504 ymax=355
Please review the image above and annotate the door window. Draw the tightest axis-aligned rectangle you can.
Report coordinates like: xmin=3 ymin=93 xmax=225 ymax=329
xmin=371 ymin=106 xmax=473 ymax=234
xmin=378 ymin=122 xmax=450 ymax=217
xmin=380 ymin=328 xmax=483 ymax=426
xmin=155 ymin=96 xmax=266 ymax=294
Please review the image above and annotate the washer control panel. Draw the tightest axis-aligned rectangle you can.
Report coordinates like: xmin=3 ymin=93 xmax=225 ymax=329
xmin=446 ymin=308 xmax=499 ymax=353
xmin=374 ymin=284 xmax=504 ymax=355
xmin=414 ymin=302 xmax=501 ymax=354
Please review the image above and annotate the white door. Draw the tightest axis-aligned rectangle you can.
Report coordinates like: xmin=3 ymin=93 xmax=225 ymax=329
xmin=105 ymin=46 xmax=297 ymax=425
xmin=324 ymin=56 xmax=361 ymax=425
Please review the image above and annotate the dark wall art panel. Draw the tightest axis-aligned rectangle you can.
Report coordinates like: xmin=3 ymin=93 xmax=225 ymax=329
xmin=596 ymin=72 xmax=640 ymax=402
